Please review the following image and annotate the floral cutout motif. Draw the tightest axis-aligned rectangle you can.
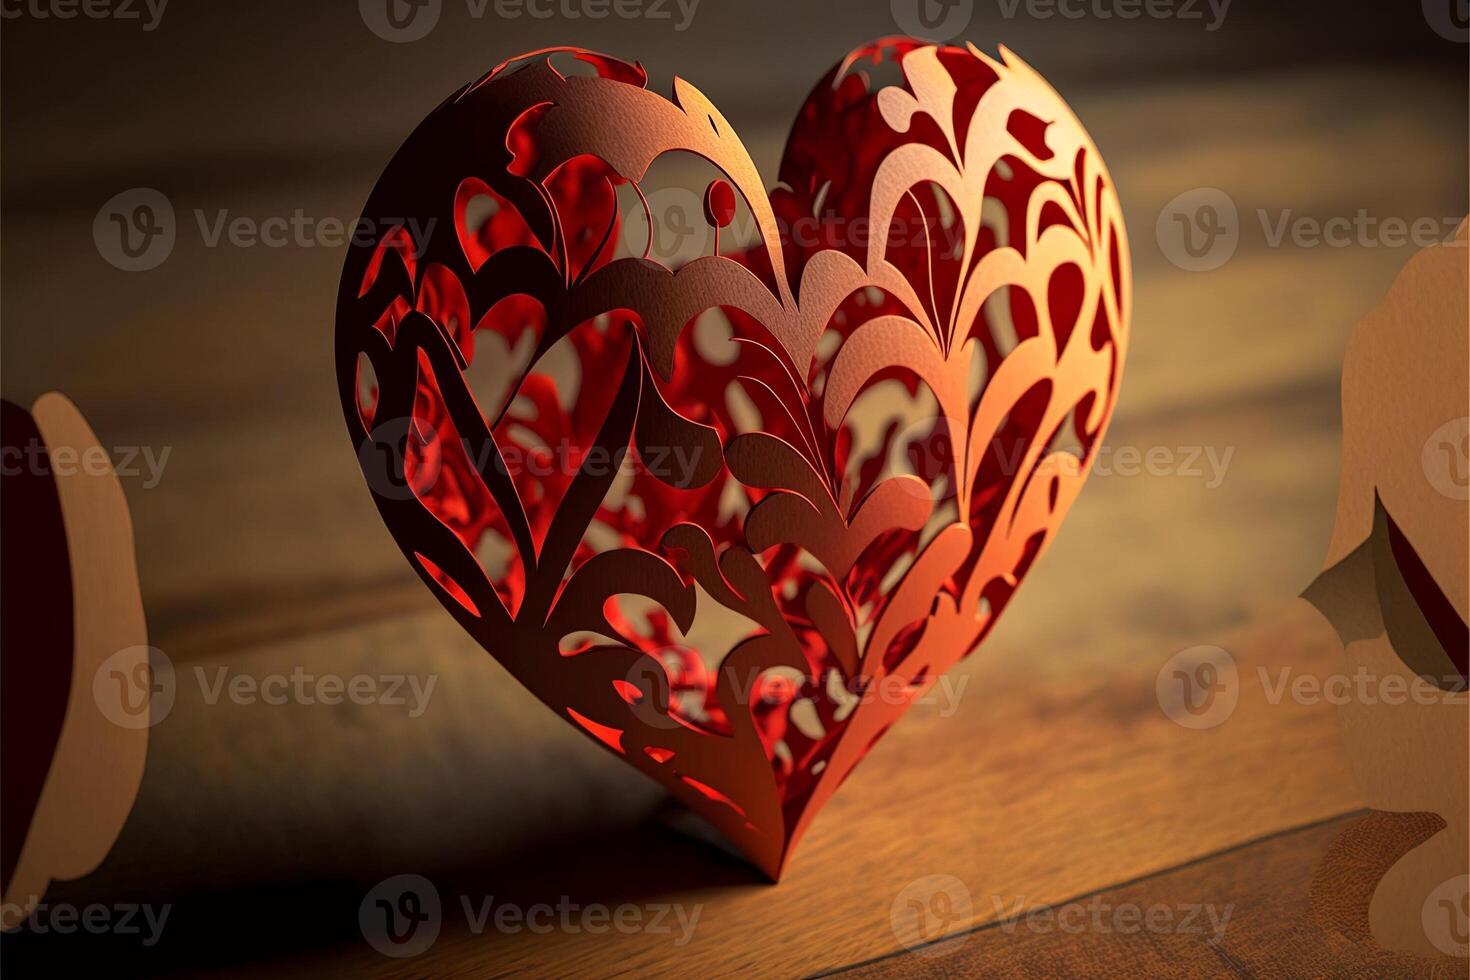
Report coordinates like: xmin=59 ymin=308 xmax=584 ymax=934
xmin=336 ymin=38 xmax=1130 ymax=879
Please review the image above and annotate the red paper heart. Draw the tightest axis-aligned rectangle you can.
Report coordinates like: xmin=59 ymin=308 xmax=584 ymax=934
xmin=336 ymin=38 xmax=1129 ymax=880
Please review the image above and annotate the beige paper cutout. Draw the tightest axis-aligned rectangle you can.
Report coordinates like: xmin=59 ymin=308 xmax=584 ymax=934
xmin=1 ymin=394 xmax=150 ymax=930
xmin=1307 ymin=219 xmax=1469 ymax=960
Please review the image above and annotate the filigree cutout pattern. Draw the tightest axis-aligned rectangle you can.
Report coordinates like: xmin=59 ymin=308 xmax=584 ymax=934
xmin=336 ymin=38 xmax=1130 ymax=879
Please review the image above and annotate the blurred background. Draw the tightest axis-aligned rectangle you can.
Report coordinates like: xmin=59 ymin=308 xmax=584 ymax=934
xmin=2 ymin=0 xmax=1466 ymax=975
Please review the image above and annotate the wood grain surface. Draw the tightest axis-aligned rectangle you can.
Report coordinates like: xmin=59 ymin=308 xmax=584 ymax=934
xmin=833 ymin=813 xmax=1467 ymax=979
xmin=16 ymin=596 xmax=1367 ymax=977
xmin=1 ymin=5 xmax=1465 ymax=973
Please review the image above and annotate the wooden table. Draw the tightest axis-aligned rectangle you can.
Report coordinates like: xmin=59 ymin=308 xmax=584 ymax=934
xmin=2 ymin=6 xmax=1466 ymax=973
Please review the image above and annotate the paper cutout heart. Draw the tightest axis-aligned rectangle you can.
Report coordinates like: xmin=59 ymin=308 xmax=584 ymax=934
xmin=336 ymin=38 xmax=1129 ymax=880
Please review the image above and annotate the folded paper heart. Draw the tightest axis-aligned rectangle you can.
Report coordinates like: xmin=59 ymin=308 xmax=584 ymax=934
xmin=336 ymin=38 xmax=1129 ymax=880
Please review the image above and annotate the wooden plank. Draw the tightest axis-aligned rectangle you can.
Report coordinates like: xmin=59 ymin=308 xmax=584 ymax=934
xmin=832 ymin=813 xmax=1465 ymax=978
xmin=10 ymin=592 xmax=1358 ymax=977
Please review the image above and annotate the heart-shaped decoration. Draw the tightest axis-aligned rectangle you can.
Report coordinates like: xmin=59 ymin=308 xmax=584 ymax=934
xmin=336 ymin=38 xmax=1129 ymax=880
